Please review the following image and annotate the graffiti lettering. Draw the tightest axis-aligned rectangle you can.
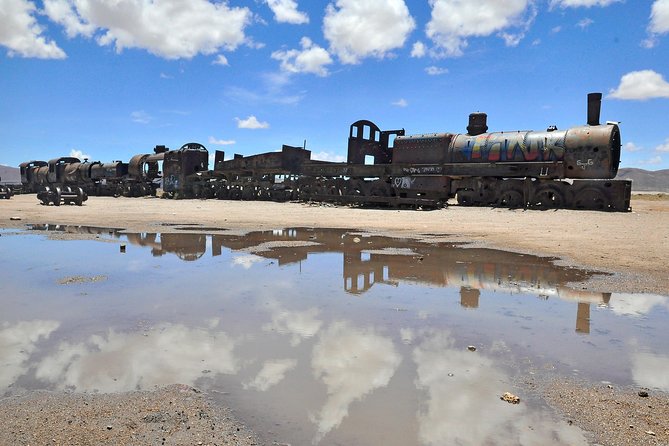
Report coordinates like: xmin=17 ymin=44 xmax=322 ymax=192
xmin=393 ymin=176 xmax=415 ymax=189
xmin=402 ymin=166 xmax=441 ymax=175
xmin=576 ymin=159 xmax=594 ymax=170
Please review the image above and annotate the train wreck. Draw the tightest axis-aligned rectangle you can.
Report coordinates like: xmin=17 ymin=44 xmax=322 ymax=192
xmin=19 ymin=93 xmax=631 ymax=211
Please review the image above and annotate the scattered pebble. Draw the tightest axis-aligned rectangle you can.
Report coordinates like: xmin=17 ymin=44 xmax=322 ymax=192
xmin=638 ymin=390 xmax=649 ymax=398
xmin=501 ymin=392 xmax=520 ymax=404
xmin=467 ymin=345 xmax=476 ymax=352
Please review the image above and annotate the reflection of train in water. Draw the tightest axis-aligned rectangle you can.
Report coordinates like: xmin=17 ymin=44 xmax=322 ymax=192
xmin=20 ymin=93 xmax=631 ymax=211
xmin=31 ymin=224 xmax=610 ymax=333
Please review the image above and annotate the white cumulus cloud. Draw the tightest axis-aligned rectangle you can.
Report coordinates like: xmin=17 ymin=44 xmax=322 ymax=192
xmin=0 ymin=0 xmax=66 ymax=59
xmin=236 ymin=115 xmax=269 ymax=129
xmin=323 ymin=0 xmax=415 ymax=64
xmin=130 ymin=110 xmax=152 ymax=124
xmin=411 ymin=41 xmax=426 ymax=57
xmin=212 ymin=54 xmax=229 ymax=66
xmin=425 ymin=66 xmax=448 ymax=75
xmin=311 ymin=151 xmax=346 ymax=163
xmin=43 ymin=0 xmax=251 ymax=59
xmin=550 ymin=0 xmax=621 ymax=7
xmin=271 ymin=37 xmax=333 ymax=76
xmin=624 ymin=142 xmax=643 ymax=152
xmin=656 ymin=138 xmax=669 ymax=152
xmin=392 ymin=98 xmax=408 ymax=107
xmin=649 ymin=0 xmax=669 ymax=34
xmin=208 ymin=136 xmax=235 ymax=146
xmin=265 ymin=0 xmax=309 ymax=24
xmin=426 ymin=0 xmax=535 ymax=57
xmin=608 ymin=70 xmax=669 ymax=100
xmin=577 ymin=18 xmax=594 ymax=29
xmin=70 ymin=148 xmax=91 ymax=160
xmin=644 ymin=0 xmax=669 ymax=47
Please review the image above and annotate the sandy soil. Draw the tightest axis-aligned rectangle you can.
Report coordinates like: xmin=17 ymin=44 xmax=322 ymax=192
xmin=0 ymin=385 xmax=260 ymax=446
xmin=2 ymin=193 xmax=669 ymax=445
xmin=2 ymin=193 xmax=667 ymax=294
xmin=543 ymin=379 xmax=669 ymax=446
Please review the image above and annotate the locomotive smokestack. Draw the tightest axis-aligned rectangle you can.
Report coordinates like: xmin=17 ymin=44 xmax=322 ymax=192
xmin=467 ymin=112 xmax=488 ymax=136
xmin=587 ymin=92 xmax=602 ymax=126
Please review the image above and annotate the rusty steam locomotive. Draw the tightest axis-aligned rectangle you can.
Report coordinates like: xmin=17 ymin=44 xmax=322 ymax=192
xmin=19 ymin=92 xmax=631 ymax=211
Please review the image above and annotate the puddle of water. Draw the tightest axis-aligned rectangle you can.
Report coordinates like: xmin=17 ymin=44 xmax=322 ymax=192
xmin=1 ymin=225 xmax=668 ymax=445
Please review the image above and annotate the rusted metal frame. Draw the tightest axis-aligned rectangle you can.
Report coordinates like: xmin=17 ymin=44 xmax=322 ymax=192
xmin=567 ymin=179 xmax=631 ymax=211
xmin=309 ymin=193 xmax=442 ymax=207
xmin=301 ymin=163 xmax=390 ymax=178
xmin=390 ymin=161 xmax=565 ymax=179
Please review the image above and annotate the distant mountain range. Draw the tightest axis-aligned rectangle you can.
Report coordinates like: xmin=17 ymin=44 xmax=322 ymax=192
xmin=1 ymin=164 xmax=667 ymax=192
xmin=616 ymin=168 xmax=669 ymax=192
xmin=0 ymin=165 xmax=20 ymax=184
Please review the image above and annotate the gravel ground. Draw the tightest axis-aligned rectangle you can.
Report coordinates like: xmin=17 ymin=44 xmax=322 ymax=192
xmin=543 ymin=379 xmax=669 ymax=446
xmin=0 ymin=384 xmax=261 ymax=446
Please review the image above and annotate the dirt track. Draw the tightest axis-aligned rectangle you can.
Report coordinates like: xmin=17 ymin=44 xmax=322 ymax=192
xmin=2 ymin=193 xmax=668 ymax=294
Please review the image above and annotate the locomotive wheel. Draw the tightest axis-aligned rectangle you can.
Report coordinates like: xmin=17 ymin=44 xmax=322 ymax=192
xmin=229 ymin=186 xmax=242 ymax=200
xmin=456 ymin=190 xmax=477 ymax=206
xmin=203 ymin=186 xmax=215 ymax=199
xmin=368 ymin=180 xmax=391 ymax=197
xmin=497 ymin=184 xmax=525 ymax=209
xmin=573 ymin=187 xmax=610 ymax=211
xmin=532 ymin=184 xmax=566 ymax=209
xmin=298 ymin=185 xmax=313 ymax=201
xmin=344 ymin=179 xmax=366 ymax=197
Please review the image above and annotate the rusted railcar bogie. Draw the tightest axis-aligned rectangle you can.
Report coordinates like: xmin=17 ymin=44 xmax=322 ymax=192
xmin=37 ymin=186 xmax=88 ymax=206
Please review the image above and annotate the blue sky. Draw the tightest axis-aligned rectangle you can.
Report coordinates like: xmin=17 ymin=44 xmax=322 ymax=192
xmin=1 ymin=0 xmax=669 ymax=170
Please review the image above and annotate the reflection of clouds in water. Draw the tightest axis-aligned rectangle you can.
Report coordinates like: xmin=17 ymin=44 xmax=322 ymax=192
xmin=35 ymin=323 xmax=238 ymax=393
xmin=244 ymin=359 xmax=297 ymax=391
xmin=0 ymin=320 xmax=60 ymax=389
xmin=311 ymin=321 xmax=401 ymax=443
xmin=609 ymin=293 xmax=669 ymax=317
xmin=632 ymin=353 xmax=669 ymax=391
xmin=263 ymin=300 xmax=322 ymax=346
xmin=231 ymin=254 xmax=266 ymax=269
xmin=413 ymin=329 xmax=587 ymax=446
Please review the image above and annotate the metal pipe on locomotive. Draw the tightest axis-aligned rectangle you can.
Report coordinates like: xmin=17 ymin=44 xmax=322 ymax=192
xmin=19 ymin=92 xmax=631 ymax=211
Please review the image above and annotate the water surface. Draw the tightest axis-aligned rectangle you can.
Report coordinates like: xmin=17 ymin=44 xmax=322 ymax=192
xmin=1 ymin=225 xmax=667 ymax=445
